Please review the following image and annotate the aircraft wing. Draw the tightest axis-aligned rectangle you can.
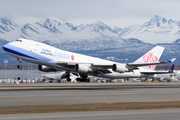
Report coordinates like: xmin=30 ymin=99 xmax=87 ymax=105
xmin=141 ymin=64 xmax=175 ymax=74
xmin=128 ymin=58 xmax=176 ymax=66
xmin=56 ymin=58 xmax=175 ymax=75
xmin=141 ymin=71 xmax=174 ymax=74
xmin=126 ymin=58 xmax=176 ymax=70
xmin=57 ymin=61 xmax=113 ymax=68
xmin=127 ymin=61 xmax=168 ymax=67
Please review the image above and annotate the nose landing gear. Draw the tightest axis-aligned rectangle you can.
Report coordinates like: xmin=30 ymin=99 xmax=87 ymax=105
xmin=17 ymin=59 xmax=22 ymax=69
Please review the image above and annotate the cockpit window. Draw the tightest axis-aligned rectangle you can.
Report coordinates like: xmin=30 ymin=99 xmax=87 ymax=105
xmin=15 ymin=39 xmax=22 ymax=42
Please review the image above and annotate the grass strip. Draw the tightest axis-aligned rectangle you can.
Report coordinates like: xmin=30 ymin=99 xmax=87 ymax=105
xmin=0 ymin=101 xmax=180 ymax=114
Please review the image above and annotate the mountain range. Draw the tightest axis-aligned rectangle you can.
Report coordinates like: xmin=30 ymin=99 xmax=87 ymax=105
xmin=0 ymin=15 xmax=180 ymax=65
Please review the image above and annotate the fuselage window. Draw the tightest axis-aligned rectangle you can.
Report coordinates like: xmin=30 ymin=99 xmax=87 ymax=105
xmin=15 ymin=39 xmax=22 ymax=42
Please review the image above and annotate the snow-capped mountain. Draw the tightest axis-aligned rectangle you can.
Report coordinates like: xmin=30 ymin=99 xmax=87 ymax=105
xmin=1 ymin=15 xmax=180 ymax=45
xmin=0 ymin=18 xmax=20 ymax=34
xmin=121 ymin=15 xmax=180 ymax=44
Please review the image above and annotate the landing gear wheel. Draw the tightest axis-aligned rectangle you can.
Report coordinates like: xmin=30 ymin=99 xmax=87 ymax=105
xmin=17 ymin=65 xmax=22 ymax=69
xmin=80 ymin=75 xmax=90 ymax=83
xmin=67 ymin=78 xmax=71 ymax=82
xmin=76 ymin=78 xmax=81 ymax=83
xmin=86 ymin=79 xmax=90 ymax=83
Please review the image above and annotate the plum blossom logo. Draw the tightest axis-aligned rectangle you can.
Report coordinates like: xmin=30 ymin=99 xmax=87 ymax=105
xmin=143 ymin=52 xmax=158 ymax=68
xmin=71 ymin=55 xmax=74 ymax=61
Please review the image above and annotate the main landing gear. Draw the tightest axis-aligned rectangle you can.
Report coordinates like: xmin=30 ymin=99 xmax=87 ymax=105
xmin=17 ymin=59 xmax=22 ymax=69
xmin=62 ymin=72 xmax=71 ymax=82
xmin=65 ymin=72 xmax=71 ymax=82
xmin=76 ymin=75 xmax=90 ymax=83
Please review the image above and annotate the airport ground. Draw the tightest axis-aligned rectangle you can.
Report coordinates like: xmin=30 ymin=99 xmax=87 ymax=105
xmin=0 ymin=83 xmax=180 ymax=119
xmin=1 ymin=109 xmax=180 ymax=120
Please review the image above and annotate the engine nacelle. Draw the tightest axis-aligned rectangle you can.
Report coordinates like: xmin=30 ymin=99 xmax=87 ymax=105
xmin=112 ymin=64 xmax=128 ymax=73
xmin=74 ymin=64 xmax=89 ymax=74
xmin=38 ymin=65 xmax=57 ymax=72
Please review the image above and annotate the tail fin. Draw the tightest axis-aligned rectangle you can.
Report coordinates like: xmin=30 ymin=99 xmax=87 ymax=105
xmin=169 ymin=64 xmax=174 ymax=73
xmin=133 ymin=46 xmax=165 ymax=70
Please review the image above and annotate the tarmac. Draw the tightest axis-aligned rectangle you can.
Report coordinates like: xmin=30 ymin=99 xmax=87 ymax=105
xmin=0 ymin=109 xmax=180 ymax=120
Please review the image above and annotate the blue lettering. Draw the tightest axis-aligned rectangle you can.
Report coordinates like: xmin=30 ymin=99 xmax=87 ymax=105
xmin=67 ymin=54 xmax=70 ymax=59
xmin=53 ymin=51 xmax=70 ymax=60
xmin=57 ymin=52 xmax=60 ymax=58
xmin=61 ymin=53 xmax=63 ymax=58
xmin=54 ymin=52 xmax=57 ymax=57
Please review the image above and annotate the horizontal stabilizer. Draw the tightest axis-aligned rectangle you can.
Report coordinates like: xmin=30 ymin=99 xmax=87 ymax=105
xmin=167 ymin=58 xmax=176 ymax=63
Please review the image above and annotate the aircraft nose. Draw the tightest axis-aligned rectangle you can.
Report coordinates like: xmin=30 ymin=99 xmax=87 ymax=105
xmin=2 ymin=43 xmax=9 ymax=51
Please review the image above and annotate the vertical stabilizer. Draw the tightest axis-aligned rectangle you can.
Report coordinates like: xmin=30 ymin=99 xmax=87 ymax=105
xmin=134 ymin=46 xmax=165 ymax=70
xmin=169 ymin=64 xmax=174 ymax=73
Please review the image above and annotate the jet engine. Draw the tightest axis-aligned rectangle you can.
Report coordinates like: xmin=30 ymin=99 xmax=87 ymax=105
xmin=38 ymin=65 xmax=57 ymax=72
xmin=112 ymin=64 xmax=128 ymax=73
xmin=74 ymin=64 xmax=90 ymax=74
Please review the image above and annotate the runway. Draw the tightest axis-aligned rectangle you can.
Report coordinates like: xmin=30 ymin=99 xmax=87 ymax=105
xmin=0 ymin=83 xmax=180 ymax=106
xmin=1 ymin=109 xmax=180 ymax=120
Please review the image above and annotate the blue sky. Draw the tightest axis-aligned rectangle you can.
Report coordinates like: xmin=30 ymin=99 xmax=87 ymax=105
xmin=0 ymin=0 xmax=180 ymax=28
